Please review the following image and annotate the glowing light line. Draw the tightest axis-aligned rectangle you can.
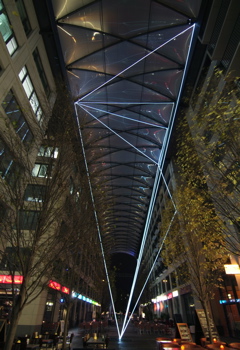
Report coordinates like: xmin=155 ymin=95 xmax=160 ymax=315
xmin=121 ymin=165 xmax=162 ymax=334
xmin=74 ymin=104 xmax=121 ymax=338
xmin=76 ymin=26 xmax=194 ymax=103
xmin=74 ymin=24 xmax=196 ymax=338
xmin=78 ymin=104 xmax=160 ymax=165
xmin=58 ymin=25 xmax=76 ymax=42
xmin=121 ymin=25 xmax=196 ymax=336
xmin=79 ymin=102 xmax=168 ymax=129
xmin=78 ymin=101 xmax=177 ymax=338
xmin=80 ymin=102 xmax=174 ymax=105
xmin=158 ymin=24 xmax=196 ymax=167
xmin=121 ymin=210 xmax=177 ymax=336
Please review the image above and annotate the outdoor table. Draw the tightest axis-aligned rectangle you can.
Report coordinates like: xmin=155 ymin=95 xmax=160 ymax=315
xmin=156 ymin=340 xmax=180 ymax=350
xmin=229 ymin=344 xmax=240 ymax=350
xmin=26 ymin=345 xmax=40 ymax=350
xmin=179 ymin=345 xmax=203 ymax=350
xmin=86 ymin=337 xmax=105 ymax=348
xmin=40 ymin=339 xmax=54 ymax=349
xmin=206 ymin=345 xmax=230 ymax=350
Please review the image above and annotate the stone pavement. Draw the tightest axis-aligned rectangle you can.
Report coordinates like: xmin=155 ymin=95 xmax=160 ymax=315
xmin=69 ymin=321 xmax=170 ymax=350
xmin=69 ymin=322 xmax=239 ymax=350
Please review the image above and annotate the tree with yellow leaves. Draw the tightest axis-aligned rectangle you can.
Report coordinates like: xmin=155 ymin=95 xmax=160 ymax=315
xmin=188 ymin=77 xmax=240 ymax=256
xmin=160 ymin=115 xmax=228 ymax=342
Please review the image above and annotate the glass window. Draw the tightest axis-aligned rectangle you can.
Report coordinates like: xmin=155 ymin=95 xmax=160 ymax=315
xmin=19 ymin=66 xmax=43 ymax=122
xmin=22 ymin=75 xmax=33 ymax=98
xmin=15 ymin=0 xmax=31 ymax=36
xmin=38 ymin=146 xmax=58 ymax=159
xmin=0 ymin=12 xmax=12 ymax=41
xmin=0 ymin=0 xmax=18 ymax=55
xmin=24 ymin=184 xmax=46 ymax=202
xmin=33 ymin=48 xmax=50 ymax=97
xmin=18 ymin=65 xmax=27 ymax=81
xmin=32 ymin=163 xmax=49 ymax=178
xmin=29 ymin=92 xmax=39 ymax=112
xmin=19 ymin=210 xmax=39 ymax=230
xmin=0 ymin=139 xmax=13 ymax=178
xmin=0 ymin=138 xmax=21 ymax=187
xmin=2 ymin=90 xmax=33 ymax=147
xmin=0 ymin=247 xmax=31 ymax=269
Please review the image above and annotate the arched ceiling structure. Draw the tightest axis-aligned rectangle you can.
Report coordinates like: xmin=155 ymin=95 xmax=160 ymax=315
xmin=50 ymin=0 xmax=202 ymax=258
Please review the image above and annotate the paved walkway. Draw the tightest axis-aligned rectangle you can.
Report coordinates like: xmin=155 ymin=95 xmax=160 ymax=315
xmin=70 ymin=322 xmax=172 ymax=350
xmin=69 ymin=322 xmax=239 ymax=350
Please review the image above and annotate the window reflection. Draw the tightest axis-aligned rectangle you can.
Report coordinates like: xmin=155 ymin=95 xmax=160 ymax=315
xmin=2 ymin=90 xmax=33 ymax=148
xmin=19 ymin=66 xmax=43 ymax=123
xmin=0 ymin=0 xmax=18 ymax=55
xmin=32 ymin=163 xmax=48 ymax=178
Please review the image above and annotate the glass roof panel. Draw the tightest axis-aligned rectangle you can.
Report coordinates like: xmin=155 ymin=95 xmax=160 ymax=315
xmin=58 ymin=1 xmax=102 ymax=31
xmin=101 ymin=0 xmax=188 ymax=37
xmin=157 ymin=0 xmax=202 ymax=18
xmin=67 ymin=70 xmax=113 ymax=100
xmin=130 ymin=103 xmax=174 ymax=123
xmin=52 ymin=0 xmax=95 ymax=20
xmin=51 ymin=0 xmax=200 ymax=258
xmin=57 ymin=25 xmax=119 ymax=66
xmin=156 ymin=27 xmax=194 ymax=64
xmin=80 ymin=80 xmax=172 ymax=103
xmin=149 ymin=2 xmax=189 ymax=30
xmin=131 ymin=70 xmax=183 ymax=99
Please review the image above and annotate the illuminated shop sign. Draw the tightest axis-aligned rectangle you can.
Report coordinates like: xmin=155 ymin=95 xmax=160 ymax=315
xmin=49 ymin=280 xmax=61 ymax=290
xmin=220 ymin=299 xmax=240 ymax=304
xmin=72 ymin=292 xmax=100 ymax=306
xmin=48 ymin=280 xmax=70 ymax=294
xmin=61 ymin=286 xmax=70 ymax=294
xmin=153 ymin=290 xmax=178 ymax=303
xmin=224 ymin=264 xmax=240 ymax=274
xmin=0 ymin=275 xmax=23 ymax=284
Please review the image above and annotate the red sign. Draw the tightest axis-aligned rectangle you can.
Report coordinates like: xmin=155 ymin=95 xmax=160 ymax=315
xmin=0 ymin=275 xmax=23 ymax=284
xmin=61 ymin=286 xmax=70 ymax=294
xmin=48 ymin=281 xmax=70 ymax=294
xmin=48 ymin=280 xmax=61 ymax=290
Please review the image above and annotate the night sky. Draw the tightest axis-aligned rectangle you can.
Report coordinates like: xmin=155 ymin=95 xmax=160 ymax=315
xmin=111 ymin=253 xmax=137 ymax=313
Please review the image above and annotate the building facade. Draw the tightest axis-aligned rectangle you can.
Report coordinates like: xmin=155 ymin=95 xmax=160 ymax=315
xmin=0 ymin=0 xmax=104 ymax=338
xmin=143 ymin=0 xmax=240 ymax=340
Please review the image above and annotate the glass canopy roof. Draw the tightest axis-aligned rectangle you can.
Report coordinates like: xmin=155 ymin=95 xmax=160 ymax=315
xmin=51 ymin=0 xmax=202 ymax=258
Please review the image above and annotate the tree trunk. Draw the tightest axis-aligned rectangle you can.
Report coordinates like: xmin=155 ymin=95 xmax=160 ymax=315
xmin=4 ymin=297 xmax=23 ymax=350
xmin=62 ymin=304 xmax=73 ymax=350
xmin=202 ymin=300 xmax=213 ymax=343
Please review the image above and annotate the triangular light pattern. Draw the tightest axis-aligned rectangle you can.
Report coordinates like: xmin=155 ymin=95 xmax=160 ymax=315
xmin=50 ymin=0 xmax=201 ymax=338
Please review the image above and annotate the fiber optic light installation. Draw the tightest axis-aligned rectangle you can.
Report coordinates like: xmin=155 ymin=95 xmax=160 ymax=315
xmin=52 ymin=0 xmax=201 ymax=339
xmin=74 ymin=24 xmax=196 ymax=339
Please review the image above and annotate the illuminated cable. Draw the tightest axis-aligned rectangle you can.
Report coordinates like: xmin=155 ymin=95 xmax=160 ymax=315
xmin=74 ymin=104 xmax=121 ymax=338
xmin=158 ymin=24 xmax=196 ymax=167
xmin=78 ymin=104 xmax=160 ymax=165
xmin=76 ymin=26 xmax=194 ymax=103
xmin=80 ymin=102 xmax=174 ymax=105
xmin=121 ymin=25 xmax=196 ymax=336
xmin=121 ymin=166 xmax=163 ymax=334
xmin=121 ymin=210 xmax=177 ymax=336
xmin=78 ymin=103 xmax=177 ymax=337
xmin=78 ymin=103 xmax=178 ymax=335
xmin=79 ymin=103 xmax=168 ymax=129
xmin=74 ymin=24 xmax=196 ymax=338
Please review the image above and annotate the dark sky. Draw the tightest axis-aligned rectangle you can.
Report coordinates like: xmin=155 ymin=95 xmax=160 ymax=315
xmin=111 ymin=253 xmax=137 ymax=313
